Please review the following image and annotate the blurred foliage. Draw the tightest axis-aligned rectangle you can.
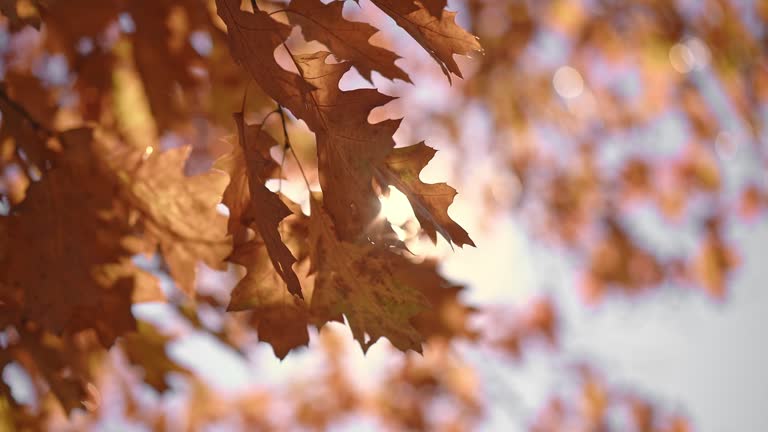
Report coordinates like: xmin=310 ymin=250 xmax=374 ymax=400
xmin=460 ymin=0 xmax=763 ymax=303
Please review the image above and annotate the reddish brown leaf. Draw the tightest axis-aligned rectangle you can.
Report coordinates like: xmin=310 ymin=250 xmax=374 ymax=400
xmin=292 ymin=51 xmax=399 ymax=242
xmin=419 ymin=0 xmax=447 ymax=17
xmin=0 ymin=74 xmax=57 ymax=169
xmin=216 ymin=3 xmax=399 ymax=241
xmin=112 ymin=143 xmax=231 ymax=296
xmin=377 ymin=142 xmax=474 ymax=247
xmin=370 ymin=0 xmax=481 ymax=81
xmin=127 ymin=0 xmax=207 ymax=131
xmin=0 ymin=329 xmax=101 ymax=413
xmin=217 ymin=111 xmax=303 ymax=298
xmin=215 ymin=117 xmax=280 ymax=240
xmin=215 ymin=0 xmax=313 ymax=113
xmin=0 ymin=128 xmax=139 ymax=345
xmin=408 ymin=260 xmax=476 ymax=341
xmin=287 ymin=0 xmax=411 ymax=83
xmin=308 ymin=199 xmax=428 ymax=352
xmin=227 ymin=241 xmax=311 ymax=359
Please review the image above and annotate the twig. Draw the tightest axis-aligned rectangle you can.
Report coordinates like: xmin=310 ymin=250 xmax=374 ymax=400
xmin=0 ymin=87 xmax=54 ymax=138
xmin=0 ymin=86 xmax=56 ymax=178
xmin=275 ymin=105 xmax=311 ymax=192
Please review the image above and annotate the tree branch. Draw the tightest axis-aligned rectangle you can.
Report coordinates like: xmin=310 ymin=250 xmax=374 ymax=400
xmin=276 ymin=104 xmax=311 ymax=191
xmin=0 ymin=86 xmax=55 ymax=138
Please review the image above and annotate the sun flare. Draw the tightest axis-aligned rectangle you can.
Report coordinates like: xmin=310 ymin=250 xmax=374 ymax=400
xmin=379 ymin=186 xmax=416 ymax=227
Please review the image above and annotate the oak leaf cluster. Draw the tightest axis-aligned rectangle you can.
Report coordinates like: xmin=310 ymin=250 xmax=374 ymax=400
xmin=0 ymin=0 xmax=481 ymax=416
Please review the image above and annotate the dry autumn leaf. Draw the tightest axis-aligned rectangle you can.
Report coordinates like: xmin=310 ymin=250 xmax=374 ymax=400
xmin=214 ymin=114 xmax=281 ymax=241
xmin=420 ymin=0 xmax=447 ymax=17
xmin=0 ymin=74 xmax=56 ymax=170
xmin=377 ymin=142 xmax=474 ymax=247
xmin=217 ymin=2 xmax=407 ymax=242
xmin=216 ymin=111 xmax=303 ymax=298
xmin=308 ymin=199 xmax=428 ymax=352
xmin=0 ymin=129 xmax=141 ymax=345
xmin=227 ymin=240 xmax=311 ymax=359
xmin=287 ymin=0 xmax=411 ymax=83
xmin=112 ymin=142 xmax=231 ymax=297
xmin=121 ymin=320 xmax=192 ymax=392
xmin=217 ymin=0 xmax=383 ymax=240
xmin=369 ymin=0 xmax=482 ymax=81
xmin=212 ymin=0 xmax=479 ymax=356
xmin=291 ymin=51 xmax=399 ymax=242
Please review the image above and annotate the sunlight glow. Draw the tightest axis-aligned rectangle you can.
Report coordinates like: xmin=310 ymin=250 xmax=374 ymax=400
xmin=378 ymin=186 xmax=415 ymax=227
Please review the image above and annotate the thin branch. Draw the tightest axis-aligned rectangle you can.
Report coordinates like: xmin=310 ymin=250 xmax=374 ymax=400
xmin=277 ymin=105 xmax=291 ymax=151
xmin=279 ymin=40 xmax=329 ymax=131
xmin=260 ymin=108 xmax=281 ymax=125
xmin=0 ymin=86 xmax=56 ymax=179
xmin=0 ymin=87 xmax=55 ymax=138
xmin=276 ymin=105 xmax=311 ymax=192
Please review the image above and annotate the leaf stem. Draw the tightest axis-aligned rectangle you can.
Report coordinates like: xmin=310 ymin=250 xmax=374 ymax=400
xmin=0 ymin=86 xmax=56 ymax=178
xmin=0 ymin=87 xmax=55 ymax=138
xmin=275 ymin=105 xmax=311 ymax=192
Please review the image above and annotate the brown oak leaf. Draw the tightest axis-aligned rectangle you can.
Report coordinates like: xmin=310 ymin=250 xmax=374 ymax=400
xmin=127 ymin=0 xmax=209 ymax=131
xmin=0 ymin=328 xmax=102 ymax=413
xmin=0 ymin=73 xmax=57 ymax=170
xmin=216 ymin=111 xmax=303 ymax=298
xmin=371 ymin=0 xmax=482 ymax=81
xmin=215 ymin=0 xmax=313 ymax=113
xmin=42 ymin=0 xmax=119 ymax=59
xmin=227 ymin=240 xmax=311 ymax=359
xmin=377 ymin=142 xmax=474 ymax=247
xmin=291 ymin=51 xmax=399 ymax=242
xmin=419 ymin=0 xmax=447 ymax=17
xmin=308 ymin=199 xmax=428 ymax=352
xmin=287 ymin=0 xmax=411 ymax=83
xmin=216 ymin=2 xmax=398 ymax=242
xmin=110 ymin=142 xmax=231 ymax=297
xmin=214 ymin=116 xmax=280 ymax=240
xmin=0 ymin=129 xmax=140 ymax=345
xmin=409 ymin=260 xmax=476 ymax=341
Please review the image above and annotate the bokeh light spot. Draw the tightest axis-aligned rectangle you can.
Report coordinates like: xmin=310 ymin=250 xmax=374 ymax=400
xmin=379 ymin=186 xmax=415 ymax=227
xmin=553 ymin=66 xmax=584 ymax=99
xmin=669 ymin=43 xmax=695 ymax=73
